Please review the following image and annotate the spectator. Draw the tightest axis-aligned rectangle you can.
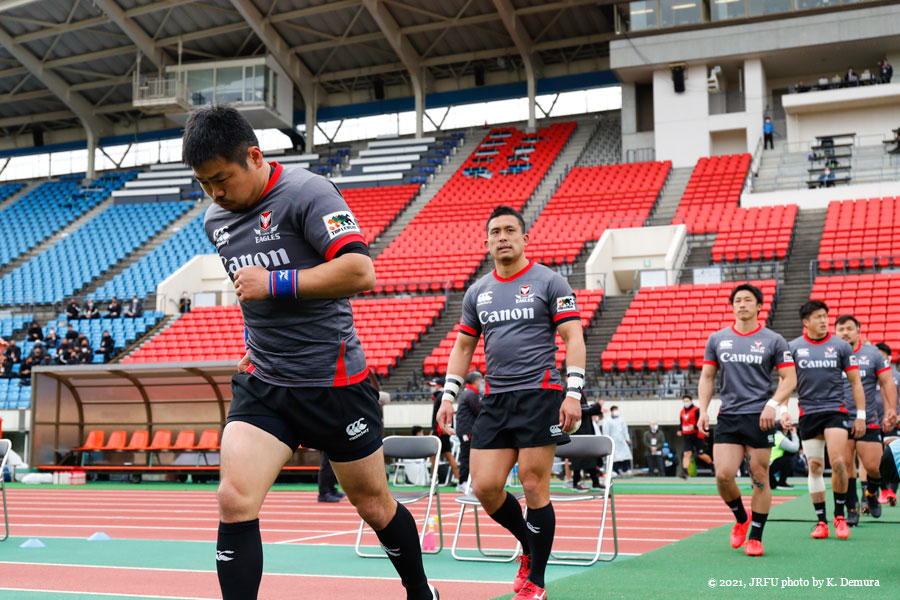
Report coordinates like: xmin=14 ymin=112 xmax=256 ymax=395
xmin=67 ymin=347 xmax=81 ymax=365
xmin=82 ymin=299 xmax=100 ymax=320
xmin=830 ymin=73 xmax=842 ymax=88
xmin=643 ymin=421 xmax=667 ymax=477
xmin=3 ymin=339 xmax=21 ymax=364
xmin=78 ymin=345 xmax=92 ymax=364
xmin=819 ymin=166 xmax=836 ymax=188
xmin=178 ymin=291 xmax=192 ymax=314
xmin=64 ymin=324 xmax=79 ymax=344
xmin=769 ymin=423 xmax=800 ymax=490
xmin=411 ymin=425 xmax=425 ymax=436
xmin=844 ymin=66 xmax=858 ymax=85
xmin=602 ymin=405 xmax=633 ymax=477
xmin=55 ymin=340 xmax=71 ymax=365
xmin=26 ymin=321 xmax=43 ymax=342
xmin=18 ymin=356 xmax=34 ymax=385
xmin=0 ymin=358 xmax=11 ymax=378
xmin=880 ymin=58 xmax=893 ymax=83
xmin=571 ymin=395 xmax=605 ymax=490
xmin=455 ymin=371 xmax=483 ymax=493
xmin=44 ymin=327 xmax=59 ymax=349
xmin=763 ymin=117 xmax=774 ymax=150
xmin=99 ymin=331 xmax=115 ymax=363
xmin=793 ymin=80 xmax=809 ymax=93
xmin=317 ymin=451 xmax=345 ymax=503
xmin=65 ymin=298 xmax=80 ymax=321
xmin=817 ymin=75 xmax=830 ymax=88
xmin=107 ymin=296 xmax=122 ymax=318
xmin=29 ymin=340 xmax=46 ymax=363
xmin=429 ymin=378 xmax=460 ymax=485
xmin=677 ymin=394 xmax=712 ymax=479
xmin=125 ymin=295 xmax=144 ymax=318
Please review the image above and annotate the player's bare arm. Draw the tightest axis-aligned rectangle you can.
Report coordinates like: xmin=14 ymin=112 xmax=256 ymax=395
xmin=847 ymin=369 xmax=866 ymax=439
xmin=697 ymin=363 xmax=718 ymax=436
xmin=437 ymin=331 xmax=479 ymax=435
xmin=878 ymin=368 xmax=898 ymax=431
xmin=557 ymin=320 xmax=586 ymax=433
xmin=764 ymin=365 xmax=797 ymax=431
xmin=233 ymin=254 xmax=375 ymax=301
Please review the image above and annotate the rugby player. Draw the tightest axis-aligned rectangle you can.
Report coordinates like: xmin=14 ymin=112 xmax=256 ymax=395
xmin=789 ymin=301 xmax=865 ymax=540
xmin=697 ymin=284 xmax=796 ymax=557
xmin=186 ymin=105 xmax=437 ymax=600
xmin=436 ymin=206 xmax=585 ymax=600
xmin=834 ymin=317 xmax=897 ymax=524
xmin=875 ymin=342 xmax=899 ymax=504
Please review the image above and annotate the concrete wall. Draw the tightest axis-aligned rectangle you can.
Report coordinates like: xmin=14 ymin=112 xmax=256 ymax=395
xmin=710 ymin=128 xmax=748 ymax=156
xmin=586 ymin=224 xmax=688 ymax=294
xmin=654 ymin=64 xmax=711 ymax=167
xmin=156 ymin=254 xmax=236 ymax=315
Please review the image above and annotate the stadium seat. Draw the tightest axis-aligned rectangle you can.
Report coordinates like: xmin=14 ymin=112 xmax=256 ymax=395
xmin=675 ymin=154 xmax=752 ymax=234
xmin=818 ymin=197 xmax=900 ymax=269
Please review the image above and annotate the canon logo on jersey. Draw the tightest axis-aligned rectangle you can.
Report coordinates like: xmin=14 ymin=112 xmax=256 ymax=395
xmin=221 ymin=248 xmax=290 ymax=275
xmin=720 ymin=353 xmax=764 ymax=365
xmin=478 ymin=307 xmax=535 ymax=324
xmin=798 ymin=359 xmax=838 ymax=369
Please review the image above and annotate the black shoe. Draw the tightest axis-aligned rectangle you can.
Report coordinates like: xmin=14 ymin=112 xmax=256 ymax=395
xmin=317 ymin=492 xmax=342 ymax=503
xmin=866 ymin=491 xmax=882 ymax=518
xmin=775 ymin=483 xmax=794 ymax=490
xmin=846 ymin=507 xmax=859 ymax=527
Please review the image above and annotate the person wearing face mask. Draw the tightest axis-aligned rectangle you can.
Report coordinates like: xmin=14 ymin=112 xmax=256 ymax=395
xmin=570 ymin=394 xmax=605 ymax=491
xmin=677 ymin=395 xmax=711 ymax=479
xmin=602 ymin=405 xmax=633 ymax=476
xmin=455 ymin=371 xmax=484 ymax=493
xmin=643 ymin=421 xmax=667 ymax=477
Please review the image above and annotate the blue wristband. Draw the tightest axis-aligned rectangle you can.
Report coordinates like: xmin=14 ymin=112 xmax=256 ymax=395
xmin=271 ymin=270 xmax=298 ymax=298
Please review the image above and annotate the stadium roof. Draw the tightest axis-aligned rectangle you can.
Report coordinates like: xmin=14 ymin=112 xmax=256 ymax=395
xmin=0 ymin=0 xmax=618 ymax=139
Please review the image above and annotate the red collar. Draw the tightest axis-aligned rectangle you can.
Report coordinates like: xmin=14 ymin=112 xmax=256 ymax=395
xmin=257 ymin=161 xmax=283 ymax=202
xmin=493 ymin=259 xmax=535 ymax=282
xmin=465 ymin=383 xmax=479 ymax=393
xmin=731 ymin=323 xmax=762 ymax=337
xmin=803 ymin=332 xmax=831 ymax=345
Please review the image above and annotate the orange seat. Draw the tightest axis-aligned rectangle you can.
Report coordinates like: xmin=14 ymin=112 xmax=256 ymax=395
xmin=124 ymin=430 xmax=150 ymax=451
xmin=101 ymin=430 xmax=127 ymax=451
xmin=195 ymin=429 xmax=220 ymax=450
xmin=74 ymin=430 xmax=105 ymax=451
xmin=147 ymin=430 xmax=173 ymax=451
xmin=171 ymin=430 xmax=196 ymax=450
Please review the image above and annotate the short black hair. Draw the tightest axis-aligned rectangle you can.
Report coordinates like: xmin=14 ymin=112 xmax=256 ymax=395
xmin=411 ymin=425 xmax=424 ymax=436
xmin=682 ymin=394 xmax=692 ymax=401
xmin=486 ymin=205 xmax=526 ymax=235
xmin=182 ymin=104 xmax=259 ymax=169
xmin=799 ymin=300 xmax=828 ymax=321
xmin=729 ymin=283 xmax=763 ymax=306
xmin=835 ymin=314 xmax=860 ymax=329
xmin=876 ymin=342 xmax=892 ymax=356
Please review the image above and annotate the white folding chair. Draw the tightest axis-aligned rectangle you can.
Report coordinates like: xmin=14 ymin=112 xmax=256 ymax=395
xmin=0 ymin=439 xmax=10 ymax=542
xmin=355 ymin=435 xmax=443 ymax=558
xmin=548 ymin=434 xmax=618 ymax=566
xmin=451 ymin=479 xmax=524 ymax=563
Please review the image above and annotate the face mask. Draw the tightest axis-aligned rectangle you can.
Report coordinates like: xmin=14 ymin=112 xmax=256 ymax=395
xmin=611 ymin=411 xmax=619 ymax=418
xmin=477 ymin=382 xmax=485 ymax=394
xmin=684 ymin=402 xmax=692 ymax=409
xmin=650 ymin=425 xmax=658 ymax=432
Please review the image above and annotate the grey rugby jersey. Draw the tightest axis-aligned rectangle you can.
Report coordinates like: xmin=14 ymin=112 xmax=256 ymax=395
xmin=703 ymin=325 xmax=794 ymax=414
xmin=842 ymin=343 xmax=892 ymax=428
xmin=459 ymin=260 xmax=580 ymax=393
xmin=789 ymin=333 xmax=858 ymax=416
xmin=204 ymin=162 xmax=369 ymax=387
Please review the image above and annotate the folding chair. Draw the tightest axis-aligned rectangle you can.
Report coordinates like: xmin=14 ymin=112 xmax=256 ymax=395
xmin=0 ymin=439 xmax=10 ymax=541
xmin=547 ymin=434 xmax=618 ymax=566
xmin=451 ymin=481 xmax=525 ymax=563
xmin=355 ymin=435 xmax=443 ymax=558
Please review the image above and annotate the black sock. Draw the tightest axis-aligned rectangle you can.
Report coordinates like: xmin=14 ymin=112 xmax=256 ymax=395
xmin=834 ymin=491 xmax=846 ymax=517
xmin=725 ymin=497 xmax=748 ymax=523
xmin=525 ymin=503 xmax=555 ymax=588
xmin=814 ymin=501 xmax=827 ymax=523
xmin=488 ymin=491 xmax=531 ymax=556
xmin=748 ymin=511 xmax=768 ymax=542
xmin=217 ymin=519 xmax=262 ymax=600
xmin=373 ymin=502 xmax=431 ymax=599
xmin=867 ymin=477 xmax=882 ymax=496
xmin=847 ymin=477 xmax=858 ymax=509
xmin=572 ymin=469 xmax=581 ymax=486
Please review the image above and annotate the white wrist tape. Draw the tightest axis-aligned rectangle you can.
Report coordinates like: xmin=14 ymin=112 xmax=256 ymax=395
xmin=856 ymin=409 xmax=866 ymax=421
xmin=566 ymin=390 xmax=582 ymax=400
xmin=766 ymin=399 xmax=778 ymax=409
xmin=566 ymin=366 xmax=585 ymax=394
xmin=776 ymin=405 xmax=786 ymax=418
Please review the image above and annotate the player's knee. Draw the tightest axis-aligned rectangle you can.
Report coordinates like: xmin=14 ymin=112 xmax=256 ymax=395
xmin=830 ymin=455 xmax=846 ymax=473
xmin=472 ymin=480 xmax=504 ymax=508
xmin=217 ymin=480 xmax=258 ymax=522
xmin=352 ymin=492 xmax=394 ymax=529
xmin=714 ymin=466 xmax=734 ymax=485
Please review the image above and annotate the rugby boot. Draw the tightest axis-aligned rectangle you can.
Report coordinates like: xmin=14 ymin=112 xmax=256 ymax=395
xmin=744 ymin=539 xmax=764 ymax=557
xmin=865 ymin=491 xmax=882 ymax=518
xmin=730 ymin=519 xmax=750 ymax=548
xmin=513 ymin=555 xmax=531 ymax=593
xmin=811 ymin=521 xmax=829 ymax=539
xmin=833 ymin=516 xmax=850 ymax=539
xmin=513 ymin=582 xmax=548 ymax=600
xmin=846 ymin=507 xmax=860 ymax=526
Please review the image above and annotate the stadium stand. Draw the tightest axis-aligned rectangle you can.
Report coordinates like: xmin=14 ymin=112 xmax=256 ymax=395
xmin=123 ymin=297 xmax=446 ymax=376
xmin=600 ymin=280 xmax=776 ymax=372
xmin=39 ymin=313 xmax=162 ymax=359
xmin=340 ymin=184 xmax=421 ymax=243
xmin=817 ymin=196 xmax=900 ymax=270
xmin=810 ymin=273 xmax=900 ymax=360
xmin=710 ymin=205 xmax=798 ymax=263
xmin=372 ymin=122 xmax=576 ymax=292
xmin=675 ymin=154 xmax=752 ymax=234
xmin=0 ymin=182 xmax=25 ymax=204
xmin=423 ymin=288 xmax=604 ymax=375
xmin=0 ymin=172 xmax=138 ymax=267
xmin=526 ymin=161 xmax=672 ymax=265
xmin=0 ymin=200 xmax=192 ymax=305
xmin=333 ymin=135 xmax=462 ymax=187
xmin=89 ymin=212 xmax=213 ymax=301
xmin=0 ymin=314 xmax=32 ymax=339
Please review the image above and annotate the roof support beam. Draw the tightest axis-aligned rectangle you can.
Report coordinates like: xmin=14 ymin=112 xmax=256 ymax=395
xmin=0 ymin=23 xmax=108 ymax=176
xmin=229 ymin=0 xmax=327 ymax=150
xmin=362 ymin=0 xmax=432 ymax=136
xmin=492 ymin=0 xmax=542 ymax=129
xmin=92 ymin=0 xmax=168 ymax=71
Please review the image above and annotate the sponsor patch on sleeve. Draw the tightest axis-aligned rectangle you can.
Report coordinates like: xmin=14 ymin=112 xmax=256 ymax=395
xmin=783 ymin=351 xmax=793 ymax=363
xmin=556 ymin=296 xmax=577 ymax=311
xmin=322 ymin=211 xmax=361 ymax=240
xmin=849 ymin=354 xmax=858 ymax=366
